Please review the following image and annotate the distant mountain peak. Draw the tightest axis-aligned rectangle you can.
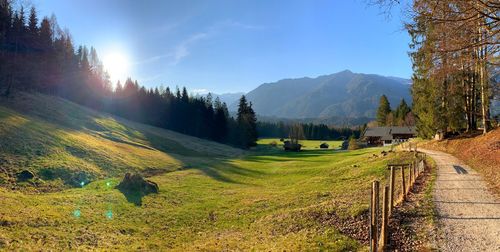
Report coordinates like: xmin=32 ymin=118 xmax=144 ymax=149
xmin=338 ymin=69 xmax=353 ymax=74
xmin=229 ymin=71 xmax=411 ymax=119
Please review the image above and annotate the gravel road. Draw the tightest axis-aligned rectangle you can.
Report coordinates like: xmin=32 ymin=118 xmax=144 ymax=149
xmin=421 ymin=149 xmax=500 ymax=252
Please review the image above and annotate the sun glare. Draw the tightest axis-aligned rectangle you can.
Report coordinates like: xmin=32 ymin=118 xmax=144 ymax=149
xmin=102 ymin=51 xmax=130 ymax=85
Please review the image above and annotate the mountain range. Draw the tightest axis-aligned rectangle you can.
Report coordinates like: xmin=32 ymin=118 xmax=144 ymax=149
xmin=228 ymin=70 xmax=411 ymax=119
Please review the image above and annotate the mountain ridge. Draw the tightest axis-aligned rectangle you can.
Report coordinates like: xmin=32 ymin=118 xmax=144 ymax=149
xmin=229 ymin=70 xmax=411 ymax=119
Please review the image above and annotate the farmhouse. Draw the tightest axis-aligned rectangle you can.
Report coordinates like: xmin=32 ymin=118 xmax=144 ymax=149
xmin=363 ymin=126 xmax=417 ymax=146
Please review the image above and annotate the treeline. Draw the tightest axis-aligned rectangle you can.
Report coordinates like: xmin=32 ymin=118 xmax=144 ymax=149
xmin=404 ymin=0 xmax=499 ymax=137
xmin=376 ymin=95 xmax=415 ymax=127
xmin=258 ymin=122 xmax=361 ymax=140
xmin=0 ymin=1 xmax=257 ymax=148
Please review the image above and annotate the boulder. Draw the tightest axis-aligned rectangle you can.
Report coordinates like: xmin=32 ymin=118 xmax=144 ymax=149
xmin=116 ymin=173 xmax=159 ymax=195
xmin=16 ymin=170 xmax=34 ymax=181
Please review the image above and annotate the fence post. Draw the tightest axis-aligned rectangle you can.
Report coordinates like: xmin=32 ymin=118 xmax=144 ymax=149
xmin=408 ymin=163 xmax=413 ymax=189
xmin=412 ymin=161 xmax=416 ymax=183
xmin=401 ymin=166 xmax=406 ymax=201
xmin=389 ymin=166 xmax=395 ymax=216
xmin=414 ymin=161 xmax=418 ymax=179
xmin=415 ymin=160 xmax=419 ymax=178
xmin=416 ymin=158 xmax=420 ymax=176
xmin=370 ymin=181 xmax=380 ymax=252
xmin=379 ymin=185 xmax=389 ymax=251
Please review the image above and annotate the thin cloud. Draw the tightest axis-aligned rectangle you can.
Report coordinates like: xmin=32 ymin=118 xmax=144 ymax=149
xmin=135 ymin=19 xmax=263 ymax=66
xmin=221 ymin=20 xmax=266 ymax=30
xmin=172 ymin=32 xmax=209 ymax=65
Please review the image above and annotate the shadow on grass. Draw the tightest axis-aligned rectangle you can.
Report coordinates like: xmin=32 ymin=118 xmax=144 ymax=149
xmin=250 ymin=149 xmax=339 ymax=159
xmin=117 ymin=187 xmax=145 ymax=206
xmin=183 ymin=158 xmax=266 ymax=185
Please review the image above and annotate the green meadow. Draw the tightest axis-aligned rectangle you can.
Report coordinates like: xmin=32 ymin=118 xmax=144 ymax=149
xmin=0 ymin=93 xmax=415 ymax=251
xmin=257 ymin=138 xmax=344 ymax=150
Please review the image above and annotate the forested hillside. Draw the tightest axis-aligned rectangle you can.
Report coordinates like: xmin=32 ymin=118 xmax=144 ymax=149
xmin=0 ymin=1 xmax=257 ymax=148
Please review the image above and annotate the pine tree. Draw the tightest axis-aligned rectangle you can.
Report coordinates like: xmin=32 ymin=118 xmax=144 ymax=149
xmin=236 ymin=95 xmax=257 ymax=148
xmin=376 ymin=95 xmax=391 ymax=126
xmin=395 ymin=99 xmax=411 ymax=125
xmin=28 ymin=7 xmax=38 ymax=36
xmin=213 ymin=97 xmax=228 ymax=142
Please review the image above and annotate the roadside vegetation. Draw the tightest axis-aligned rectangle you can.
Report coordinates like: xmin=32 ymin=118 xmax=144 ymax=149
xmin=388 ymin=155 xmax=438 ymax=250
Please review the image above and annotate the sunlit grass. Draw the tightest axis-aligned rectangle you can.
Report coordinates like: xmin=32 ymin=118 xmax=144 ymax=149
xmin=0 ymin=93 xmax=416 ymax=250
xmin=257 ymin=138 xmax=344 ymax=150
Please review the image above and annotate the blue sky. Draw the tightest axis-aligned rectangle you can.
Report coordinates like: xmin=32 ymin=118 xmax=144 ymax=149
xmin=34 ymin=0 xmax=411 ymax=94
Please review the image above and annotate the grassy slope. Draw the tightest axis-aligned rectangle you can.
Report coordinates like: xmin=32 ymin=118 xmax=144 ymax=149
xmin=0 ymin=92 xmax=243 ymax=190
xmin=0 ymin=93 xmax=415 ymax=250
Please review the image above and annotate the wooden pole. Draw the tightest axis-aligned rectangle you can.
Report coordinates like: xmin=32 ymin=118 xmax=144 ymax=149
xmin=401 ymin=166 xmax=406 ymax=201
xmin=412 ymin=161 xmax=416 ymax=183
xmin=379 ymin=185 xmax=389 ymax=251
xmin=389 ymin=166 xmax=395 ymax=216
xmin=415 ymin=160 xmax=419 ymax=178
xmin=370 ymin=181 xmax=380 ymax=252
xmin=409 ymin=163 xmax=413 ymax=189
xmin=416 ymin=159 xmax=420 ymax=176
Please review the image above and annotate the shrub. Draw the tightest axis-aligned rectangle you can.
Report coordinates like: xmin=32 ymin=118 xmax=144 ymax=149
xmin=348 ymin=136 xmax=359 ymax=150
xmin=269 ymin=141 xmax=278 ymax=147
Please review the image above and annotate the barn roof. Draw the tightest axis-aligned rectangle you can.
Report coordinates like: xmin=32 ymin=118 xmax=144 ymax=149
xmin=363 ymin=126 xmax=416 ymax=139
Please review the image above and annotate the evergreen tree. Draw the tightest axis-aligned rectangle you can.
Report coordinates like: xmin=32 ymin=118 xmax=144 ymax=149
xmin=395 ymin=99 xmax=411 ymax=125
xmin=213 ymin=97 xmax=229 ymax=142
xmin=376 ymin=95 xmax=391 ymax=126
xmin=236 ymin=95 xmax=257 ymax=148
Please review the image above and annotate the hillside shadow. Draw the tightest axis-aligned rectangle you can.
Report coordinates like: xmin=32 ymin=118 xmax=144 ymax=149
xmin=182 ymin=157 xmax=266 ymax=185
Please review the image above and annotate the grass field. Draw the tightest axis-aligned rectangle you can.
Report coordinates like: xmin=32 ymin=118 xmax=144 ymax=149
xmin=257 ymin=138 xmax=344 ymax=150
xmin=0 ymin=93 xmax=416 ymax=250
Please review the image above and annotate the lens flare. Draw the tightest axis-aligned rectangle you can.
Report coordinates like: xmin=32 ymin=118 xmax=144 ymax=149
xmin=73 ymin=209 xmax=81 ymax=218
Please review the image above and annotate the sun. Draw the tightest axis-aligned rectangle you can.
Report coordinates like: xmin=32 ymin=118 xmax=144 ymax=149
xmin=102 ymin=51 xmax=130 ymax=85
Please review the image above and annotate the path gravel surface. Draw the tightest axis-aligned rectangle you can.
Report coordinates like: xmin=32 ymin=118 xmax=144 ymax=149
xmin=422 ymin=149 xmax=500 ymax=252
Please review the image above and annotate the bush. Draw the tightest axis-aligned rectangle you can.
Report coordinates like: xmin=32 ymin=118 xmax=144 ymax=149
xmin=269 ymin=141 xmax=278 ymax=147
xmin=347 ymin=137 xmax=359 ymax=150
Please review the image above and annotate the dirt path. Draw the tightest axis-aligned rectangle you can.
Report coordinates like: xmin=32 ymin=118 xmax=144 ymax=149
xmin=421 ymin=149 xmax=500 ymax=251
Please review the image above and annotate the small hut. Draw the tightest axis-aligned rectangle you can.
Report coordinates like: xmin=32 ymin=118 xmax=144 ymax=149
xmin=283 ymin=140 xmax=302 ymax=151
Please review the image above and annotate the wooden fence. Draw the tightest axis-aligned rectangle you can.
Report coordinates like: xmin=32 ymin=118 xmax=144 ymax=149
xmin=369 ymin=151 xmax=427 ymax=251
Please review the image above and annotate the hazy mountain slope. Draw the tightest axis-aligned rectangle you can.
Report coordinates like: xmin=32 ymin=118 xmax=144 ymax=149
xmin=0 ymin=92 xmax=243 ymax=191
xmin=232 ymin=70 xmax=411 ymax=118
xmin=214 ymin=92 xmax=245 ymax=105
